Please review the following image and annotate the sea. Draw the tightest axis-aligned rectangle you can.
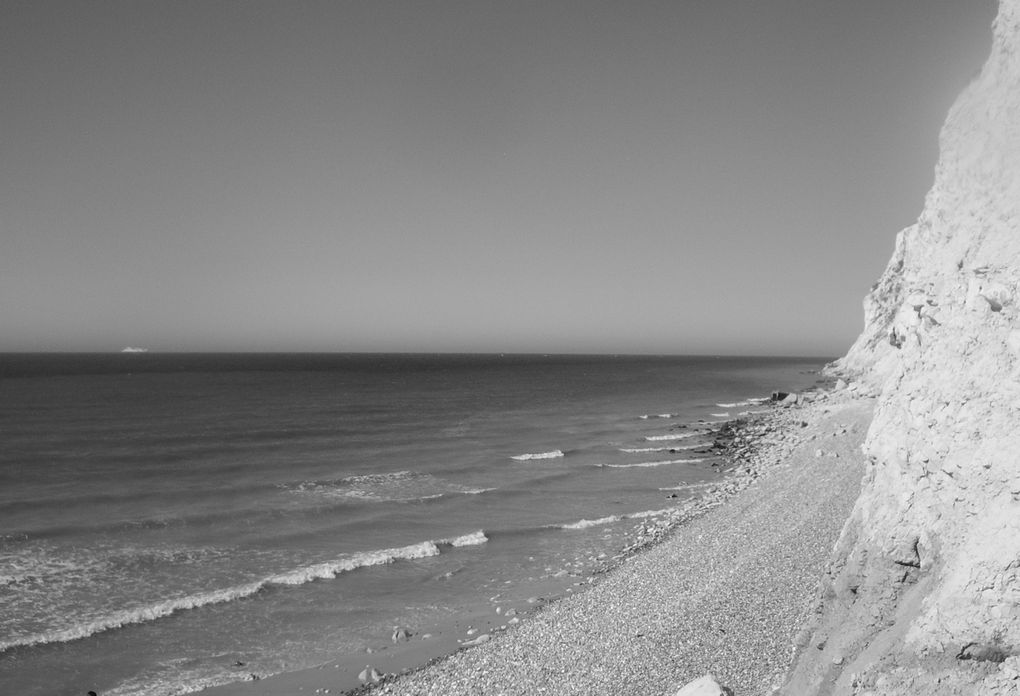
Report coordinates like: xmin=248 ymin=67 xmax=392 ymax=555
xmin=0 ymin=353 xmax=828 ymax=696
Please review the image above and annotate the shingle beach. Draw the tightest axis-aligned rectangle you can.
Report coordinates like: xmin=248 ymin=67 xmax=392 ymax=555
xmin=205 ymin=389 xmax=872 ymax=696
xmin=358 ymin=392 xmax=872 ymax=696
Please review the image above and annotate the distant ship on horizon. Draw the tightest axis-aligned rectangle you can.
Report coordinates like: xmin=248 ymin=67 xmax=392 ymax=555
xmin=120 ymin=346 xmax=149 ymax=353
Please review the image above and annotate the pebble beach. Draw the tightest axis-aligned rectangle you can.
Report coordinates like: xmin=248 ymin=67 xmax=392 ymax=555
xmin=215 ymin=388 xmax=874 ymax=696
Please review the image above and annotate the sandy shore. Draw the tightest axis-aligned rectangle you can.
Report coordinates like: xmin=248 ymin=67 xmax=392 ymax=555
xmin=207 ymin=389 xmax=873 ymax=696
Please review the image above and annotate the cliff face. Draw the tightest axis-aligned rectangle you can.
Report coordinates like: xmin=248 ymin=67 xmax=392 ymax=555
xmin=788 ymin=2 xmax=1020 ymax=693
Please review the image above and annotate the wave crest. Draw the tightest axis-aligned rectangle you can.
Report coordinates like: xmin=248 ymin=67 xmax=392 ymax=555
xmin=598 ymin=458 xmax=708 ymax=469
xmin=619 ymin=444 xmax=700 ymax=453
xmin=644 ymin=433 xmax=695 ymax=441
xmin=0 ymin=534 xmax=485 ymax=654
xmin=510 ymin=450 xmax=564 ymax=461
xmin=561 ymin=515 xmax=621 ymax=530
xmin=557 ymin=507 xmax=675 ymax=530
xmin=442 ymin=530 xmax=488 ymax=547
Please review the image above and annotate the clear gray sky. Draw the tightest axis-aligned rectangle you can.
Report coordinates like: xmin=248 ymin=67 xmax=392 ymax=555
xmin=1 ymin=1 xmax=996 ymax=355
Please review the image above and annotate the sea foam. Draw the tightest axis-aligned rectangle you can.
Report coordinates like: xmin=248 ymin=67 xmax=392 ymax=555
xmin=0 ymin=533 xmax=487 ymax=654
xmin=289 ymin=471 xmax=488 ymax=503
xmin=442 ymin=530 xmax=488 ymax=547
xmin=510 ymin=450 xmax=564 ymax=461
xmin=598 ymin=458 xmax=708 ymax=469
xmin=558 ymin=507 xmax=674 ymax=530
xmin=644 ymin=433 xmax=696 ymax=441
xmin=619 ymin=444 xmax=700 ymax=453
xmin=560 ymin=515 xmax=622 ymax=530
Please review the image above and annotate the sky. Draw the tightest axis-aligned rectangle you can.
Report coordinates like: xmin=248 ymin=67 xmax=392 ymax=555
xmin=0 ymin=1 xmax=998 ymax=355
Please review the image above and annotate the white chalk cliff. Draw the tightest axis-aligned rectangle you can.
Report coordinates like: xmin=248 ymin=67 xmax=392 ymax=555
xmin=788 ymin=1 xmax=1020 ymax=693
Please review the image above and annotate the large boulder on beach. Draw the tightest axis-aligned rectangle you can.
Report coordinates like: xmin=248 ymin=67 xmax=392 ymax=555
xmin=673 ymin=674 xmax=731 ymax=696
xmin=794 ymin=1 xmax=1020 ymax=693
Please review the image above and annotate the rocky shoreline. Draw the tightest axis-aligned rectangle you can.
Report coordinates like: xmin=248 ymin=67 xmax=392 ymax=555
xmin=336 ymin=386 xmax=875 ymax=696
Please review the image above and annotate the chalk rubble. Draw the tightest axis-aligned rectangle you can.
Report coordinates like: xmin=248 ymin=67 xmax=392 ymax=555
xmin=673 ymin=674 xmax=731 ymax=696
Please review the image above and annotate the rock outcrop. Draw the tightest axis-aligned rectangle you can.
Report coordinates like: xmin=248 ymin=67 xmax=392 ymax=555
xmin=787 ymin=2 xmax=1020 ymax=694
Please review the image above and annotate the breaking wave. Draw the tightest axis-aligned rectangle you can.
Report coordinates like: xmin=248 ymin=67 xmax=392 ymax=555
xmin=715 ymin=400 xmax=762 ymax=408
xmin=0 ymin=532 xmax=487 ymax=654
xmin=644 ymin=433 xmax=696 ymax=441
xmin=560 ymin=515 xmax=622 ymax=530
xmin=619 ymin=444 xmax=701 ymax=453
xmin=597 ymin=458 xmax=708 ymax=469
xmin=510 ymin=450 xmax=564 ymax=461
xmin=442 ymin=530 xmax=488 ymax=547
xmin=557 ymin=507 xmax=675 ymax=530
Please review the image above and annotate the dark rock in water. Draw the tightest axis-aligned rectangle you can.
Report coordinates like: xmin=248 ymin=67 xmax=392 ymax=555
xmin=391 ymin=626 xmax=412 ymax=643
xmin=771 ymin=391 xmax=789 ymax=401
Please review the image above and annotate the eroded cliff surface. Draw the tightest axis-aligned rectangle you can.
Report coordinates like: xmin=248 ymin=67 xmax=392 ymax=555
xmin=787 ymin=2 xmax=1020 ymax=693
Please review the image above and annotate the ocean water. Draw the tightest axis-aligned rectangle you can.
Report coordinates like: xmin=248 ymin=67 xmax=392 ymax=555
xmin=0 ymin=353 xmax=827 ymax=695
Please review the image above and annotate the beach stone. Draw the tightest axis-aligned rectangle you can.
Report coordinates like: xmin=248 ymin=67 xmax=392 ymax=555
xmin=673 ymin=673 xmax=731 ymax=695
xmin=462 ymin=633 xmax=490 ymax=647
xmin=359 ymin=665 xmax=384 ymax=683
